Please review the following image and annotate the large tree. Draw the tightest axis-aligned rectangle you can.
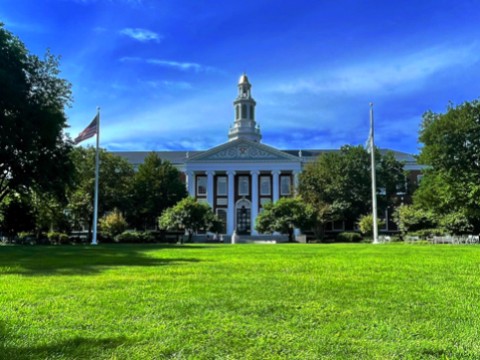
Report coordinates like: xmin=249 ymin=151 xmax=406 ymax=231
xmin=0 ymin=24 xmax=73 ymax=202
xmin=68 ymin=147 xmax=134 ymax=237
xmin=130 ymin=153 xmax=187 ymax=229
xmin=415 ymin=100 xmax=480 ymax=231
xmin=298 ymin=145 xmax=405 ymax=235
xmin=158 ymin=197 xmax=221 ymax=243
xmin=255 ymin=197 xmax=313 ymax=242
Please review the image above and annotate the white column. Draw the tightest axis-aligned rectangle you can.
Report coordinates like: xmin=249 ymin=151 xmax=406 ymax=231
xmin=206 ymin=170 xmax=214 ymax=208
xmin=227 ymin=170 xmax=235 ymax=236
xmin=293 ymin=171 xmax=300 ymax=196
xmin=272 ymin=170 xmax=280 ymax=203
xmin=185 ymin=171 xmax=195 ymax=197
xmin=250 ymin=170 xmax=259 ymax=235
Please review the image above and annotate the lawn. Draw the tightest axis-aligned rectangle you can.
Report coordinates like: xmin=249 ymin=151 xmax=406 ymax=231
xmin=1 ymin=243 xmax=480 ymax=359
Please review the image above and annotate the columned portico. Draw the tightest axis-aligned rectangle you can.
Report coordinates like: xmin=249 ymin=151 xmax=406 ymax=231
xmin=182 ymin=74 xmax=302 ymax=241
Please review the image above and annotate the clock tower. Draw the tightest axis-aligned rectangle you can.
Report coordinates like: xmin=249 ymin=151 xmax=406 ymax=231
xmin=228 ymin=74 xmax=262 ymax=142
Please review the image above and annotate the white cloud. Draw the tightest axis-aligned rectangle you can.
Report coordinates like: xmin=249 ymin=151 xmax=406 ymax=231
xmin=120 ymin=28 xmax=162 ymax=42
xmin=274 ymin=43 xmax=480 ymax=95
xmin=120 ymin=57 xmax=217 ymax=73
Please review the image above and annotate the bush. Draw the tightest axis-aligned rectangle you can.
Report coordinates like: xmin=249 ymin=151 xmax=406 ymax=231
xmin=393 ymin=205 xmax=437 ymax=234
xmin=357 ymin=214 xmax=385 ymax=236
xmin=17 ymin=232 xmax=36 ymax=245
xmin=47 ymin=231 xmax=69 ymax=245
xmin=116 ymin=230 xmax=156 ymax=243
xmin=440 ymin=212 xmax=473 ymax=235
xmin=336 ymin=231 xmax=362 ymax=243
xmin=99 ymin=209 xmax=128 ymax=240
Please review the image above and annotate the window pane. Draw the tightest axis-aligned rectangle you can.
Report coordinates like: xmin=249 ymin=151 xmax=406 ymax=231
xmin=217 ymin=176 xmax=227 ymax=196
xmin=216 ymin=209 xmax=227 ymax=234
xmin=238 ymin=176 xmax=249 ymax=196
xmin=280 ymin=176 xmax=291 ymax=195
xmin=260 ymin=176 xmax=271 ymax=196
xmin=197 ymin=176 xmax=207 ymax=195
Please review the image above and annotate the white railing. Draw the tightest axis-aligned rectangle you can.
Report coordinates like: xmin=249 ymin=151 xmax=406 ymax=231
xmin=431 ymin=235 xmax=480 ymax=245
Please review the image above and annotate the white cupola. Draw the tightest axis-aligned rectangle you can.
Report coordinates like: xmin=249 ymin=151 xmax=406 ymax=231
xmin=228 ymin=74 xmax=262 ymax=142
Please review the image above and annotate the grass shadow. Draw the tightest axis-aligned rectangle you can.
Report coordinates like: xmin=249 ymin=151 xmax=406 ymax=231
xmin=1 ymin=321 xmax=129 ymax=360
xmin=0 ymin=244 xmax=206 ymax=276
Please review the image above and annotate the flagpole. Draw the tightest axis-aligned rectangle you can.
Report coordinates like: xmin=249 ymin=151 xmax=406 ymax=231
xmin=92 ymin=107 xmax=100 ymax=245
xmin=370 ymin=103 xmax=379 ymax=244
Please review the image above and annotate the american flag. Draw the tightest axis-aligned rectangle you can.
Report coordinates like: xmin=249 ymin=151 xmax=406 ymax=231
xmin=74 ymin=114 xmax=99 ymax=145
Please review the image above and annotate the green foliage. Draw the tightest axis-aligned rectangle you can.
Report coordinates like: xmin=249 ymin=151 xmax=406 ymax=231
xmin=336 ymin=231 xmax=362 ymax=243
xmin=439 ymin=212 xmax=473 ymax=235
xmin=255 ymin=197 xmax=314 ymax=241
xmin=417 ymin=100 xmax=480 ymax=231
xmin=393 ymin=204 xmax=437 ymax=234
xmin=68 ymin=147 xmax=134 ymax=238
xmin=0 ymin=194 xmax=36 ymax=237
xmin=130 ymin=153 xmax=187 ymax=229
xmin=299 ymin=145 xmax=405 ymax=235
xmin=116 ymin=230 xmax=156 ymax=243
xmin=357 ymin=214 xmax=385 ymax=236
xmin=99 ymin=209 xmax=128 ymax=240
xmin=47 ymin=231 xmax=69 ymax=245
xmin=158 ymin=197 xmax=219 ymax=243
xmin=0 ymin=24 xmax=74 ymax=203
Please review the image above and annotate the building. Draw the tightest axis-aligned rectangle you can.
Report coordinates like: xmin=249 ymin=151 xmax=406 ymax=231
xmin=116 ymin=74 xmax=422 ymax=239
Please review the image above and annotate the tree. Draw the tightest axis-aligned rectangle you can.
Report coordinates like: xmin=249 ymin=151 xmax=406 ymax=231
xmin=158 ymin=197 xmax=220 ymax=243
xmin=130 ymin=153 xmax=187 ymax=229
xmin=68 ymin=147 xmax=134 ymax=239
xmin=255 ymin=197 xmax=314 ymax=242
xmin=415 ymin=100 xmax=480 ymax=231
xmin=298 ymin=145 xmax=405 ymax=234
xmin=0 ymin=24 xmax=74 ymax=202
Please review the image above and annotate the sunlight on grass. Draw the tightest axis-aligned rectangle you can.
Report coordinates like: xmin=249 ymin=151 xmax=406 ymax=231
xmin=1 ymin=244 xmax=480 ymax=359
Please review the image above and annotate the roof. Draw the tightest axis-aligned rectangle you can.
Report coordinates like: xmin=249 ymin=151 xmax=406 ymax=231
xmin=113 ymin=147 xmax=423 ymax=170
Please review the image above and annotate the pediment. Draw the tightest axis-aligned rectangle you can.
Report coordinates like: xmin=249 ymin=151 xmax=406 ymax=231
xmin=187 ymin=139 xmax=299 ymax=162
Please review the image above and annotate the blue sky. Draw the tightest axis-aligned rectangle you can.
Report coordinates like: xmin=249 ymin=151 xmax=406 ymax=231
xmin=2 ymin=0 xmax=480 ymax=154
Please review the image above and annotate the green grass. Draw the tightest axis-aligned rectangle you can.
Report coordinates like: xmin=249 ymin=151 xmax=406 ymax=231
xmin=1 ymin=243 xmax=480 ymax=359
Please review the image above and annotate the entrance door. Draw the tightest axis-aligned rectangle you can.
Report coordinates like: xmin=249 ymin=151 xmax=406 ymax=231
xmin=235 ymin=199 xmax=251 ymax=235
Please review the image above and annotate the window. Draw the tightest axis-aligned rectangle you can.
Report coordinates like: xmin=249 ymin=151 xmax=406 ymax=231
xmin=196 ymin=176 xmax=207 ymax=196
xmin=216 ymin=209 xmax=227 ymax=234
xmin=235 ymin=106 xmax=239 ymax=119
xmin=241 ymin=104 xmax=247 ymax=119
xmin=260 ymin=198 xmax=271 ymax=207
xmin=216 ymin=176 xmax=227 ymax=196
xmin=260 ymin=176 xmax=271 ymax=196
xmin=250 ymin=105 xmax=254 ymax=120
xmin=280 ymin=175 xmax=292 ymax=196
xmin=238 ymin=176 xmax=249 ymax=196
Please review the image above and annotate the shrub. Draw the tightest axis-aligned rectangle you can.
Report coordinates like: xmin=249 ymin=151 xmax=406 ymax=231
xmin=336 ymin=231 xmax=362 ymax=243
xmin=357 ymin=214 xmax=385 ymax=236
xmin=47 ymin=231 xmax=69 ymax=245
xmin=393 ymin=205 xmax=437 ymax=234
xmin=116 ymin=230 xmax=156 ymax=243
xmin=440 ymin=212 xmax=473 ymax=235
xmin=17 ymin=232 xmax=36 ymax=245
xmin=99 ymin=209 xmax=128 ymax=240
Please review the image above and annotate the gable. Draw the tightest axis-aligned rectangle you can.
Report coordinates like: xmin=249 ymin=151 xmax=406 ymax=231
xmin=187 ymin=139 xmax=300 ymax=162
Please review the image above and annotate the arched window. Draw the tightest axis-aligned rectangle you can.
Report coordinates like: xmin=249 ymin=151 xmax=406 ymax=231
xmin=241 ymin=104 xmax=247 ymax=119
